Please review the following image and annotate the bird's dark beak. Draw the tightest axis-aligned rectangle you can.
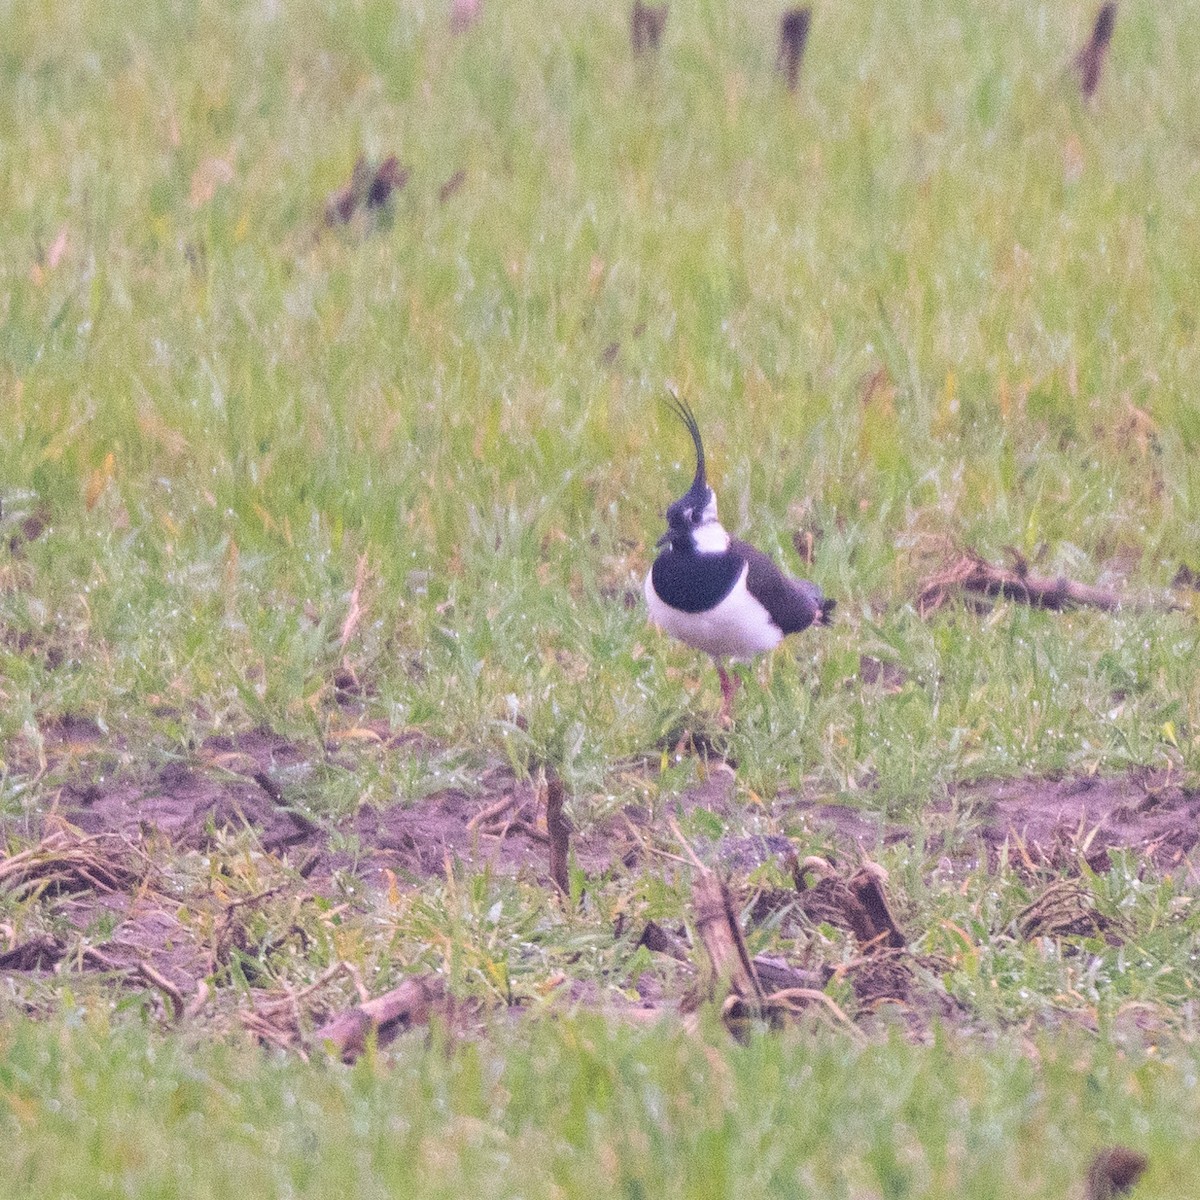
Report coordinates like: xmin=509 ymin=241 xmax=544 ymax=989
xmin=656 ymin=530 xmax=672 ymax=549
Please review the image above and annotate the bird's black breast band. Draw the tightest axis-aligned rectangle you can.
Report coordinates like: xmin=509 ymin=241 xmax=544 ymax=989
xmin=650 ymin=550 xmax=744 ymax=614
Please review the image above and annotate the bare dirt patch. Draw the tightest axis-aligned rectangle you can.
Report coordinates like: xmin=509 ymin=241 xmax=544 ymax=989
xmin=3 ymin=727 xmax=1198 ymax=1031
xmin=953 ymin=770 xmax=1200 ymax=875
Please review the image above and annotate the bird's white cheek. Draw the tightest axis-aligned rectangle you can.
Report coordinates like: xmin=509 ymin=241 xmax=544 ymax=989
xmin=692 ymin=522 xmax=731 ymax=553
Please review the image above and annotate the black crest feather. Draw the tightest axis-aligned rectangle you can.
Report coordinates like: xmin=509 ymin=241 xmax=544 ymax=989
xmin=666 ymin=393 xmax=706 ymax=494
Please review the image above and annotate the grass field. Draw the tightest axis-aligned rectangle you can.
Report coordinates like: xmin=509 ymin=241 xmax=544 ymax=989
xmin=3 ymin=0 xmax=1200 ymax=1195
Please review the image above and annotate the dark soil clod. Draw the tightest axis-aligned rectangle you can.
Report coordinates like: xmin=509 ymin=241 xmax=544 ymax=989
xmin=325 ymin=154 xmax=408 ymax=227
xmin=777 ymin=7 xmax=812 ymax=92
xmin=1086 ymin=1146 xmax=1147 ymax=1200
xmin=0 ymin=933 xmax=65 ymax=971
xmin=630 ymin=1 xmax=668 ymax=55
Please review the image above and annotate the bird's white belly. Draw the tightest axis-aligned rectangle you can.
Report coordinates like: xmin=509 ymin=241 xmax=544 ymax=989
xmin=644 ymin=565 xmax=783 ymax=660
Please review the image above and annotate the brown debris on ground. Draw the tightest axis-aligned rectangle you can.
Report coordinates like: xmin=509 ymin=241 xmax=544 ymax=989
xmin=1086 ymin=1146 xmax=1147 ymax=1200
xmin=954 ymin=769 xmax=1200 ymax=875
xmin=630 ymin=1 xmax=668 ymax=55
xmin=790 ymin=856 xmax=954 ymax=1016
xmin=0 ymin=820 xmax=151 ymax=897
xmin=795 ymin=857 xmax=905 ymax=949
xmin=918 ymin=546 xmax=1129 ymax=616
xmin=314 ymin=974 xmax=450 ymax=1062
xmin=324 ymin=154 xmax=409 ymax=227
xmin=689 ymin=867 xmax=857 ymax=1037
xmin=3 ymin=719 xmax=1198 ymax=1041
xmin=1075 ymin=3 xmax=1117 ymax=102
xmin=777 ymin=7 xmax=812 ymax=92
xmin=1016 ymin=879 xmax=1120 ymax=942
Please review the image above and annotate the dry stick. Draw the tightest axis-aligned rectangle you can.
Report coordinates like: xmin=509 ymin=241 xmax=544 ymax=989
xmin=691 ymin=869 xmax=764 ymax=1011
xmin=914 ymin=547 xmax=1174 ymax=616
xmin=618 ymin=812 xmax=692 ymax=866
xmin=777 ymin=7 xmax=812 ymax=92
xmin=184 ymin=981 xmax=210 ymax=1020
xmin=253 ymin=961 xmax=350 ymax=1016
xmin=135 ymin=962 xmax=186 ymax=1021
xmin=339 ymin=552 xmax=370 ymax=655
xmin=544 ymin=768 xmax=571 ymax=896
xmin=494 ymin=817 xmax=550 ymax=846
xmin=1077 ymin=3 xmax=1117 ymax=101
xmin=667 ymin=817 xmax=706 ymax=870
xmin=314 ymin=975 xmax=447 ymax=1063
xmin=467 ymin=792 xmax=522 ymax=831
xmin=760 ymin=986 xmax=865 ymax=1041
xmin=751 ymin=954 xmax=829 ymax=993
xmin=211 ymin=882 xmax=291 ymax=969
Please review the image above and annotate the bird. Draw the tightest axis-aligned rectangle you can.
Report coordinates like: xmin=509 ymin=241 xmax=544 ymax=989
xmin=644 ymin=396 xmax=835 ymax=723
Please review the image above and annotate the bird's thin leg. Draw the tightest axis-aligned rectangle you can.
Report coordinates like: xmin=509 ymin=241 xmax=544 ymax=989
xmin=715 ymin=660 xmax=739 ymax=725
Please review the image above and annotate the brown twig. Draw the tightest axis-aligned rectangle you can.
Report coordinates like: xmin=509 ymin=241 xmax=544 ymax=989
xmin=692 ymin=870 xmax=764 ymax=1013
xmin=184 ymin=981 xmax=210 ymax=1020
xmin=135 ymin=961 xmax=186 ymax=1020
xmin=544 ymin=767 xmax=571 ymax=897
xmin=760 ymin=986 xmax=864 ymax=1040
xmin=467 ymin=792 xmax=522 ymax=832
xmin=1076 ymin=4 xmax=1117 ymax=101
xmin=916 ymin=546 xmax=1169 ymax=616
xmin=314 ymin=975 xmax=447 ymax=1062
xmin=0 ymin=826 xmax=151 ymax=897
xmin=751 ymin=954 xmax=830 ymax=992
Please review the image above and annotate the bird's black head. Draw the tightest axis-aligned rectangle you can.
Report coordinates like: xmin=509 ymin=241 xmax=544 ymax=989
xmin=658 ymin=396 xmax=719 ymax=550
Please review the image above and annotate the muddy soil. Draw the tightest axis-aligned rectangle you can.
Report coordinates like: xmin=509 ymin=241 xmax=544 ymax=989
xmin=2 ymin=724 xmax=1197 ymax=1020
xmin=953 ymin=770 xmax=1200 ymax=874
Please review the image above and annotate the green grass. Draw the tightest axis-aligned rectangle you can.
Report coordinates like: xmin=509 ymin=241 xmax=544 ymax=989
xmin=4 ymin=0 xmax=1200 ymax=1194
xmin=3 ymin=0 xmax=1200 ymax=791
xmin=2 ymin=1014 xmax=1199 ymax=1199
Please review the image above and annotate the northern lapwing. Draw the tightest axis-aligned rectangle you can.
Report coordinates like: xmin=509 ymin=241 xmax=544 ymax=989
xmin=644 ymin=397 xmax=835 ymax=723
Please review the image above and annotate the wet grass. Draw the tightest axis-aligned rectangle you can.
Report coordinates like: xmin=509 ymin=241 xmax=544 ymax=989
xmin=2 ymin=0 xmax=1199 ymax=799
xmin=2 ymin=1014 xmax=1199 ymax=1199
xmin=3 ymin=0 xmax=1200 ymax=1194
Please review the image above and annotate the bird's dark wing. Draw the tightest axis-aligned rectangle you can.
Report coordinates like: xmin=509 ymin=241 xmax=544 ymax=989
xmin=729 ymin=539 xmax=834 ymax=634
